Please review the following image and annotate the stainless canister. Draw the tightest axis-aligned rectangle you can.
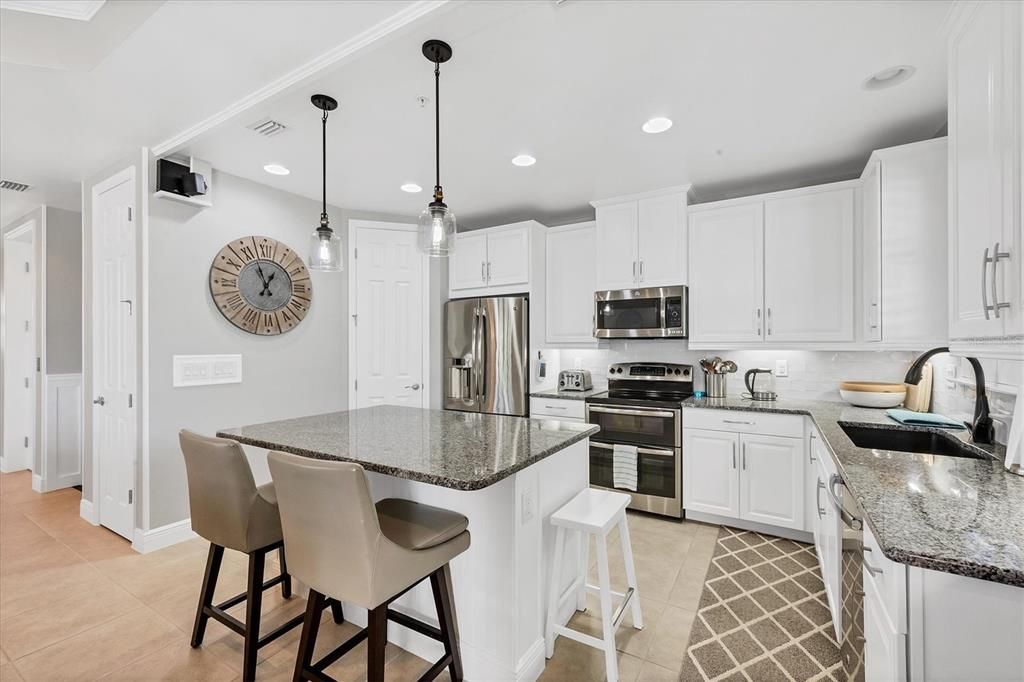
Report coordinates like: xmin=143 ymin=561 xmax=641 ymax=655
xmin=705 ymin=372 xmax=727 ymax=398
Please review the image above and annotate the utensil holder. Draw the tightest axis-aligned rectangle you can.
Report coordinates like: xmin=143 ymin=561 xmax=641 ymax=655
xmin=705 ymin=372 xmax=727 ymax=398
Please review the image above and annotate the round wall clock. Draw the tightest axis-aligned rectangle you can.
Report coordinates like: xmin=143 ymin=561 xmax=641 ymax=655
xmin=209 ymin=235 xmax=312 ymax=335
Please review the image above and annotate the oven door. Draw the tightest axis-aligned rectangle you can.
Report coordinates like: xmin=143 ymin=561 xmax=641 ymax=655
xmin=590 ymin=442 xmax=678 ymax=498
xmin=585 ymin=404 xmax=680 ymax=449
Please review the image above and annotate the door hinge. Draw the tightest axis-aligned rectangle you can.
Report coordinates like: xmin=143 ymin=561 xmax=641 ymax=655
xmin=128 ymin=393 xmax=133 ymax=408
xmin=354 ymin=248 xmax=358 ymax=259
xmin=36 ymin=357 xmax=40 ymax=372
xmin=24 ymin=261 xmax=30 ymax=273
xmin=24 ymin=436 xmax=29 ymax=447
xmin=24 ymin=320 xmax=29 ymax=332
xmin=352 ymin=314 xmax=357 ymax=326
xmin=24 ymin=377 xmax=29 ymax=388
xmin=355 ymin=379 xmax=358 ymax=391
xmin=128 ymin=489 xmax=133 ymax=504
xmin=127 ymin=207 xmax=132 ymax=221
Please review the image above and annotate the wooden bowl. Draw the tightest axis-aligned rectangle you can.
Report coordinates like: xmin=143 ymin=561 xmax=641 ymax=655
xmin=839 ymin=381 xmax=906 ymax=408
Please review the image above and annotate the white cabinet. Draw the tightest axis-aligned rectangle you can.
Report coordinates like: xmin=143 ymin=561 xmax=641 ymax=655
xmin=864 ymin=582 xmax=907 ymax=682
xmin=682 ymin=428 xmax=739 ymax=517
xmin=530 ymin=396 xmax=586 ymax=422
xmin=763 ymin=188 xmax=855 ymax=342
xmin=947 ymin=0 xmax=1022 ymax=353
xmin=449 ymin=232 xmax=489 ymax=291
xmin=689 ymin=203 xmax=764 ymax=343
xmin=861 ymin=139 xmax=949 ymax=347
xmin=739 ymin=434 xmax=804 ymax=530
xmin=592 ymin=186 xmax=689 ymax=291
xmin=448 ymin=221 xmax=543 ymax=297
xmin=545 ymin=222 xmax=598 ymax=345
xmin=485 ymin=228 xmax=530 ymax=288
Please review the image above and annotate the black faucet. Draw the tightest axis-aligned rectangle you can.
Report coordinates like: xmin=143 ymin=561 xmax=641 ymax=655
xmin=904 ymin=347 xmax=994 ymax=445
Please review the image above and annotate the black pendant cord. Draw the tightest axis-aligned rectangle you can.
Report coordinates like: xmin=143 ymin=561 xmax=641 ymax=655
xmin=433 ymin=60 xmax=443 ymax=205
xmin=320 ymin=108 xmax=329 ymax=230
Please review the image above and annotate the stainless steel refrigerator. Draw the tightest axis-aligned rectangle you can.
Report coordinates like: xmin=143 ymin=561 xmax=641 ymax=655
xmin=444 ymin=296 xmax=529 ymax=416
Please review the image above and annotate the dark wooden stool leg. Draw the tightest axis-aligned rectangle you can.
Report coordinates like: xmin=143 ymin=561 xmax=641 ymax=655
xmin=367 ymin=603 xmax=388 ymax=682
xmin=191 ymin=544 xmax=224 ymax=648
xmin=431 ymin=563 xmax=463 ymax=681
xmin=242 ymin=547 xmax=266 ymax=682
xmin=329 ymin=598 xmax=345 ymax=624
xmin=293 ymin=589 xmax=325 ymax=682
xmin=278 ymin=545 xmax=292 ymax=599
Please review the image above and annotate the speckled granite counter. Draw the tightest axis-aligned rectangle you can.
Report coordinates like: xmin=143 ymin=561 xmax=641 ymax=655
xmin=530 ymin=387 xmax=608 ymax=401
xmin=218 ymin=405 xmax=599 ymax=491
xmin=684 ymin=397 xmax=1023 ymax=587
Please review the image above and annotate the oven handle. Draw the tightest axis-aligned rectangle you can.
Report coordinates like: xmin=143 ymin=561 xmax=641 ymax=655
xmin=590 ymin=441 xmax=675 ymax=458
xmin=587 ymin=405 xmax=677 ymax=419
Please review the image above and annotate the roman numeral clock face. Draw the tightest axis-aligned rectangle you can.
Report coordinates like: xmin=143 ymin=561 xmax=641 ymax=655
xmin=209 ymin=236 xmax=312 ymax=335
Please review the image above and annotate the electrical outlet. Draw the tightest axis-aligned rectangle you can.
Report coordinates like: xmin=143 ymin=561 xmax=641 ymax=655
xmin=775 ymin=359 xmax=789 ymax=377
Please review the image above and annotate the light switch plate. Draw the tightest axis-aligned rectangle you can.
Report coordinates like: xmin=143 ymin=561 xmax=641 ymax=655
xmin=775 ymin=359 xmax=789 ymax=377
xmin=173 ymin=354 xmax=242 ymax=387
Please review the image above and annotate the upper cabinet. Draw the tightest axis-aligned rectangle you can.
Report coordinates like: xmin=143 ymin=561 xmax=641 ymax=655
xmin=591 ymin=186 xmax=690 ymax=290
xmin=947 ymin=0 xmax=1022 ymax=358
xmin=688 ymin=182 xmax=856 ymax=346
xmin=861 ymin=139 xmax=949 ymax=348
xmin=545 ymin=222 xmax=599 ymax=346
xmin=448 ymin=221 xmax=543 ymax=296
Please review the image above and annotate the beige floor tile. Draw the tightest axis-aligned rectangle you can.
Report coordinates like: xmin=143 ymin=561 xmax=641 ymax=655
xmin=201 ymin=595 xmax=308 ymax=674
xmin=0 ymin=576 xmax=143 ymax=659
xmin=99 ymin=640 xmax=237 ymax=681
xmin=540 ymin=636 xmax=644 ymax=682
xmin=0 ymin=535 xmax=85 ymax=576
xmin=0 ymin=661 xmax=25 ymax=681
xmin=667 ymin=550 xmax=716 ymax=611
xmin=0 ymin=647 xmax=7 ymax=664
xmin=637 ymin=660 xmax=683 ymax=681
xmin=568 ymin=593 xmax=667 ymax=659
xmin=644 ymin=605 xmax=697 ymax=672
xmin=0 ymin=562 xmax=109 ymax=618
xmin=13 ymin=607 xmax=179 ymax=681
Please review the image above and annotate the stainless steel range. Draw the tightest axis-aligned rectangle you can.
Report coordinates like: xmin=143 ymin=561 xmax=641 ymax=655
xmin=585 ymin=362 xmax=693 ymax=518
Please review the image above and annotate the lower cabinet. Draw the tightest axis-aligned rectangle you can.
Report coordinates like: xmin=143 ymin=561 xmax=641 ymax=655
xmin=683 ymin=426 xmax=804 ymax=531
xmin=864 ymin=581 xmax=907 ymax=682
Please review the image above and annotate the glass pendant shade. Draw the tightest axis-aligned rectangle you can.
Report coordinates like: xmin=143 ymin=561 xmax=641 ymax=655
xmin=308 ymin=227 xmax=343 ymax=271
xmin=418 ymin=203 xmax=456 ymax=257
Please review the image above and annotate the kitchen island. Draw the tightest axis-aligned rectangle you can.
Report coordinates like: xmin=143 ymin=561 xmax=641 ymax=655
xmin=218 ymin=405 xmax=598 ymax=681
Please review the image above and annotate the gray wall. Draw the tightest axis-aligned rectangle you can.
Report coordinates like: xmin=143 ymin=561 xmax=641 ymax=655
xmin=44 ymin=207 xmax=82 ymax=374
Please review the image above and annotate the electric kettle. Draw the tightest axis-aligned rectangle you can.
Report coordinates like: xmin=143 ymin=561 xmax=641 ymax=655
xmin=744 ymin=368 xmax=777 ymax=401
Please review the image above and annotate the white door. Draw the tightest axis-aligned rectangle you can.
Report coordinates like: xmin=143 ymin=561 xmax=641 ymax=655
xmin=485 ymin=227 xmax=530 ymax=288
xmin=688 ymin=203 xmax=765 ymax=343
xmin=449 ymin=232 xmax=488 ymax=292
xmin=739 ymin=434 xmax=804 ymax=531
xmin=595 ymin=203 xmax=639 ymax=290
xmin=637 ymin=193 xmax=686 ymax=287
xmin=863 ymin=162 xmax=883 ymax=342
xmin=545 ymin=224 xmax=596 ymax=344
xmin=93 ymin=173 xmax=136 ymax=540
xmin=764 ymin=188 xmax=854 ymax=342
xmin=2 ymin=228 xmax=35 ymax=472
xmin=355 ymin=226 xmax=425 ymax=408
xmin=682 ymin=428 xmax=739 ymax=517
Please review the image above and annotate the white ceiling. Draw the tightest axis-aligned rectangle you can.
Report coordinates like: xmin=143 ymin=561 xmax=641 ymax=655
xmin=183 ymin=0 xmax=952 ymax=229
xmin=0 ymin=0 xmax=435 ymax=224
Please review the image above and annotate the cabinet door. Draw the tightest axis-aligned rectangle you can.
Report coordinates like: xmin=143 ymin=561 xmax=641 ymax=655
xmin=595 ymin=203 xmax=639 ymax=290
xmin=764 ymin=188 xmax=854 ymax=342
xmin=739 ymin=434 xmax=804 ymax=531
xmin=688 ymin=203 xmax=764 ymax=343
xmin=449 ymin=232 xmax=488 ymax=291
xmin=682 ymin=428 xmax=739 ymax=518
xmin=637 ymin=193 xmax=686 ymax=287
xmin=864 ymin=584 xmax=907 ymax=682
xmin=545 ymin=224 xmax=597 ymax=344
xmin=863 ymin=162 xmax=883 ymax=342
xmin=485 ymin=227 xmax=530 ymax=288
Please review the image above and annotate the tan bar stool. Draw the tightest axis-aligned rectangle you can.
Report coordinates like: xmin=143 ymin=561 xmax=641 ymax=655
xmin=267 ymin=451 xmax=470 ymax=682
xmin=179 ymin=431 xmax=343 ymax=682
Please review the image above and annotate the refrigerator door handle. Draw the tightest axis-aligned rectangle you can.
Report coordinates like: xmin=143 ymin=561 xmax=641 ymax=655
xmin=477 ymin=306 xmax=487 ymax=405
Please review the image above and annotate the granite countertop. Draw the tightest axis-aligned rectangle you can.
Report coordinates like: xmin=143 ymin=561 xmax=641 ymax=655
xmin=684 ymin=396 xmax=1023 ymax=587
xmin=530 ymin=387 xmax=608 ymax=401
xmin=218 ymin=405 xmax=599 ymax=491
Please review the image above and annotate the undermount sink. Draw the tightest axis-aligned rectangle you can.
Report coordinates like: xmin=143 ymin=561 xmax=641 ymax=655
xmin=838 ymin=423 xmax=992 ymax=460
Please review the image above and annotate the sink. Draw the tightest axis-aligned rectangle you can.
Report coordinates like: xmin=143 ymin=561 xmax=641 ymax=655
xmin=838 ymin=423 xmax=991 ymax=460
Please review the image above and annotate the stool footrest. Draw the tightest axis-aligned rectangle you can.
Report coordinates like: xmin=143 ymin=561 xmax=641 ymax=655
xmin=611 ymin=587 xmax=635 ymax=630
xmin=585 ymin=583 xmax=628 ymax=600
xmin=387 ymin=608 xmax=443 ymax=642
xmin=552 ymin=624 xmax=606 ymax=651
xmin=215 ymin=572 xmax=287 ymax=612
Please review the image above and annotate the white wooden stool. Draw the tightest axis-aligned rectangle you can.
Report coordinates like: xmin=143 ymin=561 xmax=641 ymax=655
xmin=545 ymin=489 xmax=642 ymax=682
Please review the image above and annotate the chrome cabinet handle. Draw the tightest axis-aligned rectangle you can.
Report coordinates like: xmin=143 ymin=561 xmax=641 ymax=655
xmin=732 ymin=442 xmax=737 ymax=469
xmin=742 ymin=443 xmax=747 ymax=470
xmin=816 ymin=478 xmax=825 ymax=518
xmin=982 ymin=247 xmax=991 ymax=320
xmin=481 ymin=262 xmax=486 ymax=283
xmin=755 ymin=308 xmax=762 ymax=336
xmin=632 ymin=261 xmax=637 ymax=281
xmin=404 ymin=383 xmax=421 ymax=390
xmin=863 ymin=547 xmax=884 ymax=576
xmin=989 ymin=242 xmax=1011 ymax=318
xmin=767 ymin=307 xmax=773 ymax=336
xmin=722 ymin=419 xmax=754 ymax=425
xmin=639 ymin=259 xmax=644 ymax=282
xmin=870 ymin=301 xmax=879 ymax=329
xmin=543 ymin=404 xmax=568 ymax=410
xmin=487 ymin=261 xmax=492 ymax=282
xmin=93 ymin=396 xmax=105 ymax=406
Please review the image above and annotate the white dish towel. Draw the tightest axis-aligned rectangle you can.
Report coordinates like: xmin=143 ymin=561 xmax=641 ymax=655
xmin=612 ymin=444 xmax=639 ymax=492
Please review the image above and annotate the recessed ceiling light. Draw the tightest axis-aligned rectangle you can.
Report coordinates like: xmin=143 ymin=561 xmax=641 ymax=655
xmin=400 ymin=183 xmax=422 ymax=193
xmin=862 ymin=65 xmax=916 ymax=91
xmin=642 ymin=117 xmax=673 ymax=134
xmin=511 ymin=154 xmax=536 ymax=167
xmin=263 ymin=163 xmax=290 ymax=175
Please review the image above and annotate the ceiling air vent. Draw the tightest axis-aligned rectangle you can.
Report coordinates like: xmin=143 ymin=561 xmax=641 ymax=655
xmin=247 ymin=118 xmax=287 ymax=137
xmin=0 ymin=180 xmax=31 ymax=192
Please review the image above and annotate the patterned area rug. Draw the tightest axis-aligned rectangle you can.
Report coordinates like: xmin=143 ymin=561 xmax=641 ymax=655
xmin=679 ymin=527 xmax=843 ymax=681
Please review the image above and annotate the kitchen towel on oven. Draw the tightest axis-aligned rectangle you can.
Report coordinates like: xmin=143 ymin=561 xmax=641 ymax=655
xmin=612 ymin=444 xmax=638 ymax=491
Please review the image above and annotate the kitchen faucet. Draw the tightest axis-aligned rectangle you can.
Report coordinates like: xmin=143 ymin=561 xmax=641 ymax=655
xmin=904 ymin=347 xmax=994 ymax=445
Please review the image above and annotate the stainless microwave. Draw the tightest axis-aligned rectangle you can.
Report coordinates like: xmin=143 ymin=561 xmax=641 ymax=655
xmin=594 ymin=286 xmax=688 ymax=339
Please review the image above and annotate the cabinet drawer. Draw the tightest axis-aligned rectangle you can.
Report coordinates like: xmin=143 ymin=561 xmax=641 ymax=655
xmin=863 ymin=524 xmax=907 ymax=634
xmin=530 ymin=397 xmax=586 ymax=420
xmin=683 ymin=408 xmax=804 ymax=438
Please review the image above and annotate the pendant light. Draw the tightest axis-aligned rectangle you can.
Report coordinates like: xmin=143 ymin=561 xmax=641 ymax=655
xmin=418 ymin=40 xmax=456 ymax=257
xmin=308 ymin=94 xmax=343 ymax=271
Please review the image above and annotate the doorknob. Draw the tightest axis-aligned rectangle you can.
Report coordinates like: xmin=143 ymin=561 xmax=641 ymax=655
xmin=404 ymin=383 xmax=421 ymax=391
xmin=93 ymin=396 xmax=105 ymax=406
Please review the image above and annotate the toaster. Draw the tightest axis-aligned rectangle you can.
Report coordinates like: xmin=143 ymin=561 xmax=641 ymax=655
xmin=558 ymin=369 xmax=593 ymax=392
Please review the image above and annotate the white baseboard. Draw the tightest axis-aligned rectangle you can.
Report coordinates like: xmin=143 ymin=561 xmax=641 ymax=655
xmin=79 ymin=498 xmax=98 ymax=525
xmin=516 ymin=638 xmax=546 ymax=682
xmin=31 ymin=473 xmax=42 ymax=492
xmin=131 ymin=518 xmax=196 ymax=554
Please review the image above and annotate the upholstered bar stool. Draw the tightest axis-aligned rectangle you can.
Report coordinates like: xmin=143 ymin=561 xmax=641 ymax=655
xmin=179 ymin=431 xmax=343 ymax=681
xmin=267 ymin=451 xmax=470 ymax=682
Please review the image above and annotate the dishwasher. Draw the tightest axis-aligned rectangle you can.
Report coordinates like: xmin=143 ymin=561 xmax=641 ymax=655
xmin=826 ymin=473 xmax=866 ymax=682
